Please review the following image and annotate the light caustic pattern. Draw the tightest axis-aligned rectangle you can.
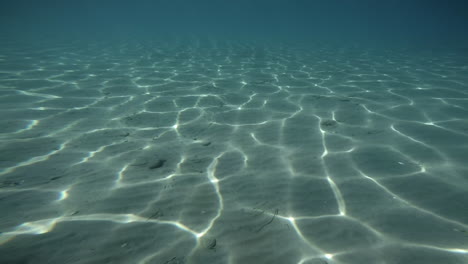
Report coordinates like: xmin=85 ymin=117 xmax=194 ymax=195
xmin=0 ymin=40 xmax=468 ymax=264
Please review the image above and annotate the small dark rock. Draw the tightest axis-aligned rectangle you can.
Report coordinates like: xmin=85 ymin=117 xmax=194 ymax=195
xmin=202 ymin=142 xmax=211 ymax=146
xmin=149 ymin=159 xmax=166 ymax=169
xmin=207 ymin=239 xmax=217 ymax=249
xmin=147 ymin=210 xmax=163 ymax=220
xmin=320 ymin=119 xmax=338 ymax=127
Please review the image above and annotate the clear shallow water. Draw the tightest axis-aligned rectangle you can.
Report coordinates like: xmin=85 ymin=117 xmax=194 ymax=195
xmin=0 ymin=39 xmax=468 ymax=264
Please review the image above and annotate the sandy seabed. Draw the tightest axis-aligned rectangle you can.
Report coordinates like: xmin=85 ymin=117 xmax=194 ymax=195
xmin=0 ymin=40 xmax=468 ymax=264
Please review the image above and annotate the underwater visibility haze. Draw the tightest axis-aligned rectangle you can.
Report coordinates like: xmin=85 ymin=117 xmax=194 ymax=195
xmin=1 ymin=0 xmax=468 ymax=263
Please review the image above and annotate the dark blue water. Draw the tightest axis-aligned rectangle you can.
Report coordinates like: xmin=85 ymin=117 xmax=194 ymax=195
xmin=1 ymin=1 xmax=468 ymax=264
xmin=2 ymin=0 xmax=468 ymax=46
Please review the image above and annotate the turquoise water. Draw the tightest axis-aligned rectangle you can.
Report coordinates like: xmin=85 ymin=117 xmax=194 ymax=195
xmin=1 ymin=1 xmax=468 ymax=264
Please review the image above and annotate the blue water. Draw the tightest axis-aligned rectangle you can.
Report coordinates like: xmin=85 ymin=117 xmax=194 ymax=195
xmin=1 ymin=1 xmax=468 ymax=264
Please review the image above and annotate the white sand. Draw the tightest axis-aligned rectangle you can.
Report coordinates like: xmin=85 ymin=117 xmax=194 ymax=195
xmin=0 ymin=40 xmax=467 ymax=264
